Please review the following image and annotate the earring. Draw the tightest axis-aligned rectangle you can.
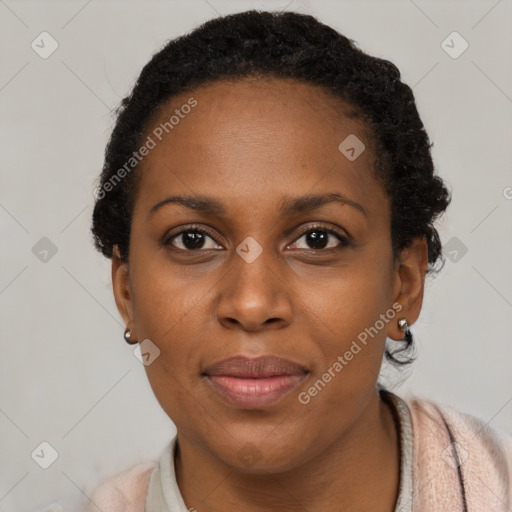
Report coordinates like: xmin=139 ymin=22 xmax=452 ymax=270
xmin=397 ymin=318 xmax=413 ymax=344
xmin=124 ymin=327 xmax=138 ymax=345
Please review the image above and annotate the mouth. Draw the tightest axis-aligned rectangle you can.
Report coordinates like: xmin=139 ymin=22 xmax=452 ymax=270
xmin=203 ymin=355 xmax=309 ymax=409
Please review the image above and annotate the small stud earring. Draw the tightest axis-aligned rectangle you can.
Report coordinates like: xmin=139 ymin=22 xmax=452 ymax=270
xmin=124 ymin=327 xmax=138 ymax=345
xmin=397 ymin=318 xmax=413 ymax=343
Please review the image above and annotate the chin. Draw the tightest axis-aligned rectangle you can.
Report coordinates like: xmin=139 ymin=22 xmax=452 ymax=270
xmin=205 ymin=428 xmax=316 ymax=475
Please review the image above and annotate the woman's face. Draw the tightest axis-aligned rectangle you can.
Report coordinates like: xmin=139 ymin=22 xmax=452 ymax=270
xmin=113 ymin=77 xmax=425 ymax=473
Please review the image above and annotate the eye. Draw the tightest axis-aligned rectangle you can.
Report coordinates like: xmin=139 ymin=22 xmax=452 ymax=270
xmin=164 ymin=223 xmax=350 ymax=253
xmin=288 ymin=224 xmax=349 ymax=251
xmin=164 ymin=225 xmax=223 ymax=251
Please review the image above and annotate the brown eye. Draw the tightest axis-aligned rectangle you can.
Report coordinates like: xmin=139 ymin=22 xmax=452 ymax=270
xmin=289 ymin=225 xmax=349 ymax=251
xmin=165 ymin=226 xmax=223 ymax=251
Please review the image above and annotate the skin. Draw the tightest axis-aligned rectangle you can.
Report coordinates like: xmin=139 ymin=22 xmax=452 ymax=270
xmin=112 ymin=77 xmax=428 ymax=511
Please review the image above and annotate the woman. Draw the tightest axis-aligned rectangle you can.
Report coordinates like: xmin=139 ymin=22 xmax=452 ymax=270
xmin=87 ymin=9 xmax=512 ymax=512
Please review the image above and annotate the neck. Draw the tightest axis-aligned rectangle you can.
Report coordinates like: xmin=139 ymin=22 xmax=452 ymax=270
xmin=174 ymin=389 xmax=400 ymax=512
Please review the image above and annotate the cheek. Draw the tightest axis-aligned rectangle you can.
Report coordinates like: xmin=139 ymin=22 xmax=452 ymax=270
xmin=295 ymin=248 xmax=395 ymax=399
xmin=131 ymin=269 xmax=208 ymax=426
xmin=302 ymin=256 xmax=393 ymax=344
xmin=128 ymin=257 xmax=202 ymax=381
xmin=129 ymin=246 xmax=207 ymax=338
xmin=291 ymin=276 xmax=392 ymax=432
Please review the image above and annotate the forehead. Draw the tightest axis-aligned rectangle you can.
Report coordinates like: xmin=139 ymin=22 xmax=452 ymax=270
xmin=133 ymin=77 xmax=386 ymax=222
xmin=146 ymin=77 xmax=369 ymax=153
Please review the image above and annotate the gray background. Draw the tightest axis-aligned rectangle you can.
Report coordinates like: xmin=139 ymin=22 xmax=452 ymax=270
xmin=1 ymin=0 xmax=511 ymax=511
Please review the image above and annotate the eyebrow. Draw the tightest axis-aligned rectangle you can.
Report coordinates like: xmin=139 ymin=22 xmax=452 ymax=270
xmin=148 ymin=192 xmax=367 ymax=219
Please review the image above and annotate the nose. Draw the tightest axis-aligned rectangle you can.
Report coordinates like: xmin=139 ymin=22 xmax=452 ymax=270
xmin=216 ymin=246 xmax=293 ymax=332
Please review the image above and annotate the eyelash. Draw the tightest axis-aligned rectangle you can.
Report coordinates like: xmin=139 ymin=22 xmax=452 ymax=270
xmin=163 ymin=223 xmax=350 ymax=252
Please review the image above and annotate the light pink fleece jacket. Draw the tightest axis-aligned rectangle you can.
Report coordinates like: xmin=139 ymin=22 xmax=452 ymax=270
xmin=82 ymin=396 xmax=512 ymax=512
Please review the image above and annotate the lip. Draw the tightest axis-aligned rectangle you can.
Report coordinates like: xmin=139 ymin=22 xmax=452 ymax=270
xmin=203 ymin=356 xmax=308 ymax=409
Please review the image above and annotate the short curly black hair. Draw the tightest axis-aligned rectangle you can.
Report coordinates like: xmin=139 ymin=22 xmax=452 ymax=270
xmin=91 ymin=9 xmax=451 ymax=366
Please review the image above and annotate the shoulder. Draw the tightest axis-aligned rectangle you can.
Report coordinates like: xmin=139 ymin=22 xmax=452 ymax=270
xmin=406 ymin=395 xmax=512 ymax=465
xmin=81 ymin=460 xmax=158 ymax=512
xmin=402 ymin=393 xmax=512 ymax=510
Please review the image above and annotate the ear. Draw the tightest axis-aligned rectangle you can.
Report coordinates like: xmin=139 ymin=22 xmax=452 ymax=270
xmin=387 ymin=236 xmax=428 ymax=341
xmin=112 ymin=245 xmax=137 ymax=339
